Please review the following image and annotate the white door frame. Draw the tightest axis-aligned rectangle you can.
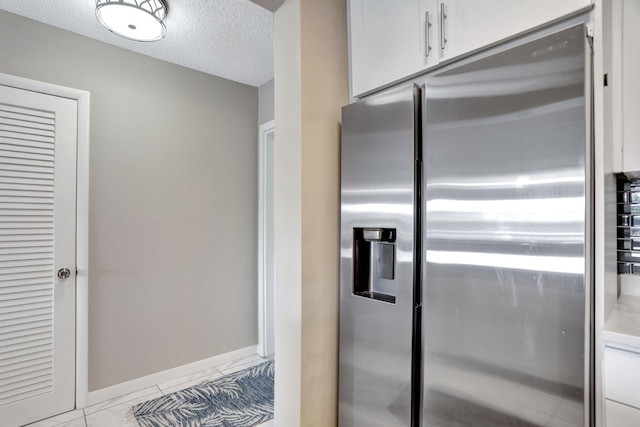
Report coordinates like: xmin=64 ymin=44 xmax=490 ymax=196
xmin=258 ymin=120 xmax=275 ymax=357
xmin=0 ymin=72 xmax=90 ymax=409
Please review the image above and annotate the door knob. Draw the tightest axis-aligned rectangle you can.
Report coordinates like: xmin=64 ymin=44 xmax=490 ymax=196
xmin=57 ymin=268 xmax=71 ymax=279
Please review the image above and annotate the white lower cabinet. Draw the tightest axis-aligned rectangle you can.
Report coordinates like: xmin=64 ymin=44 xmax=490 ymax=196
xmin=604 ymin=346 xmax=640 ymax=425
xmin=606 ymin=400 xmax=640 ymax=426
xmin=604 ymin=347 xmax=640 ymax=408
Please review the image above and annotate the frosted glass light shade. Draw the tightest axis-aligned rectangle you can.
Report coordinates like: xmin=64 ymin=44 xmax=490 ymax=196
xmin=96 ymin=0 xmax=167 ymax=42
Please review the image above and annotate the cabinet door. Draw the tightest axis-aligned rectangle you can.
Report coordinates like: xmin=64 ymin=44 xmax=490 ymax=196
xmin=621 ymin=0 xmax=640 ymax=173
xmin=604 ymin=347 xmax=640 ymax=409
xmin=350 ymin=0 xmax=424 ymax=96
xmin=439 ymin=0 xmax=592 ymax=61
xmin=606 ymin=400 xmax=640 ymax=426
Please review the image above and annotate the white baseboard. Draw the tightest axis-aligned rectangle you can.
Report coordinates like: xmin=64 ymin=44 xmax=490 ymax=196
xmin=85 ymin=345 xmax=258 ymax=407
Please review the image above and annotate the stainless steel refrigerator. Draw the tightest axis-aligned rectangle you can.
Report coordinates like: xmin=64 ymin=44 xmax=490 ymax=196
xmin=339 ymin=23 xmax=592 ymax=427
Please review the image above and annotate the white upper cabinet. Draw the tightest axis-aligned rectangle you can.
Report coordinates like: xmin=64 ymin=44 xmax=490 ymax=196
xmin=612 ymin=0 xmax=640 ymax=175
xmin=440 ymin=0 xmax=592 ymax=61
xmin=349 ymin=0 xmax=433 ymax=97
xmin=349 ymin=0 xmax=593 ymax=97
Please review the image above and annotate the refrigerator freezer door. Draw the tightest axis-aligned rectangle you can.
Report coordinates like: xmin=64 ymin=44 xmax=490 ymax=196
xmin=339 ymin=84 xmax=419 ymax=426
xmin=422 ymin=25 xmax=589 ymax=426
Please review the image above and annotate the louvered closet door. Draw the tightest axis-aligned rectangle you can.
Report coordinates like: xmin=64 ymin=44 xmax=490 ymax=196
xmin=0 ymin=84 xmax=77 ymax=427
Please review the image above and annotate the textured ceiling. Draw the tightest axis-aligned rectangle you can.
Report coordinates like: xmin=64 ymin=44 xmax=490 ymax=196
xmin=0 ymin=0 xmax=274 ymax=87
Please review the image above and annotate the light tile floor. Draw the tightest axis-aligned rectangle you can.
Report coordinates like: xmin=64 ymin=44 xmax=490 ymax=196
xmin=24 ymin=354 xmax=274 ymax=427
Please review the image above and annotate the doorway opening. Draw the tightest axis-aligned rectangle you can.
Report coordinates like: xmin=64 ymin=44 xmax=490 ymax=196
xmin=258 ymin=120 xmax=275 ymax=358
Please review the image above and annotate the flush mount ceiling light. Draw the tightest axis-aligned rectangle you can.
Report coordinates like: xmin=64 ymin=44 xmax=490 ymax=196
xmin=95 ymin=0 xmax=168 ymax=42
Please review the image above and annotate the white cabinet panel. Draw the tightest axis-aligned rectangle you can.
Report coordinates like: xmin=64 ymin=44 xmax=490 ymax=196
xmin=362 ymin=0 xmax=419 ymax=90
xmin=606 ymin=400 xmax=640 ymax=426
xmin=350 ymin=0 xmax=423 ymax=96
xmin=618 ymin=0 xmax=640 ymax=174
xmin=348 ymin=0 xmax=366 ymax=97
xmin=604 ymin=347 xmax=640 ymax=409
xmin=440 ymin=0 xmax=592 ymax=61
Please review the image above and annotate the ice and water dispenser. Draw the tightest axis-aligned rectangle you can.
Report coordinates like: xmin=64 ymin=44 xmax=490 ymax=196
xmin=352 ymin=227 xmax=397 ymax=304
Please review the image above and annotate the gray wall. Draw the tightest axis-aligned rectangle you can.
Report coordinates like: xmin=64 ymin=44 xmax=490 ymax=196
xmin=0 ymin=11 xmax=258 ymax=391
xmin=258 ymin=79 xmax=274 ymax=124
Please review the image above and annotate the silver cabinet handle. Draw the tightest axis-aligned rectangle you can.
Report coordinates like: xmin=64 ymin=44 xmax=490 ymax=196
xmin=57 ymin=268 xmax=71 ymax=279
xmin=440 ymin=2 xmax=447 ymax=50
xmin=425 ymin=11 xmax=432 ymax=57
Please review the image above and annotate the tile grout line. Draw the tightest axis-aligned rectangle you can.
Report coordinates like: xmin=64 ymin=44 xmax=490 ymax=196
xmin=85 ymin=387 xmax=162 ymax=416
xmin=156 ymin=366 xmax=226 ymax=394
xmin=219 ymin=358 xmax=268 ymax=376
